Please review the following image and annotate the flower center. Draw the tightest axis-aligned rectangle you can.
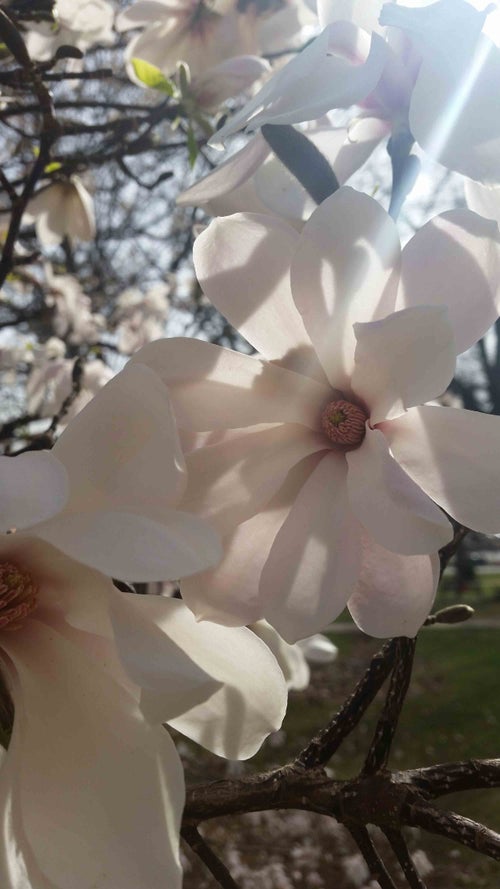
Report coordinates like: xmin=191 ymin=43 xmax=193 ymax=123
xmin=0 ymin=562 xmax=38 ymax=630
xmin=321 ymin=399 xmax=368 ymax=447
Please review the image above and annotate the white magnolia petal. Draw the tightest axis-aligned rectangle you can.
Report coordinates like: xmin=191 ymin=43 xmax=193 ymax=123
xmin=2 ymin=620 xmax=184 ymax=889
xmin=134 ymin=598 xmax=288 ymax=759
xmin=252 ymin=620 xmax=310 ymax=691
xmin=381 ymin=1 xmax=500 ymax=182
xmin=116 ymin=1 xmax=171 ymax=31
xmin=34 ymin=509 xmax=222 ymax=581
xmin=53 ymin=362 xmax=187 ymax=517
xmin=352 ymin=305 xmax=456 ymax=424
xmin=397 ymin=209 xmax=500 ymax=355
xmin=465 ymin=178 xmax=500 ymax=225
xmin=131 ymin=337 xmax=330 ymax=429
xmin=384 ymin=404 xmax=500 ymax=533
xmin=109 ymin=590 xmax=221 ymax=718
xmin=180 ymin=424 xmax=327 ymax=535
xmin=180 ymin=452 xmax=322 ymax=625
xmin=297 ymin=634 xmax=338 ymax=665
xmin=346 ymin=426 xmax=453 ymax=555
xmin=193 ymin=56 xmax=270 ymax=108
xmin=177 ymin=133 xmax=270 ymax=208
xmin=211 ymin=24 xmax=388 ymax=145
xmin=0 ymin=668 xmax=58 ymax=889
xmin=290 ymin=187 xmax=401 ymax=388
xmin=68 ymin=177 xmax=96 ymax=241
xmin=0 ymin=451 xmax=68 ymax=532
xmin=262 ymin=452 xmax=362 ymax=642
xmin=318 ymin=0 xmax=384 ymax=32
xmin=194 ymin=214 xmax=326 ymax=380
xmin=348 ymin=538 xmax=439 ymax=638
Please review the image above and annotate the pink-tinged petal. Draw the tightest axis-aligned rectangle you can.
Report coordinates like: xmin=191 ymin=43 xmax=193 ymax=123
xmin=348 ymin=535 xmax=439 ymax=638
xmin=180 ymin=424 xmax=327 ymax=535
xmin=180 ymin=452 xmax=323 ymax=626
xmin=253 ymin=123 xmax=387 ymax=221
xmin=397 ymin=209 xmax=500 ymax=355
xmin=352 ymin=305 xmax=456 ymax=424
xmin=2 ymin=620 xmax=185 ymax=889
xmin=33 ymin=509 xmax=222 ymax=581
xmin=109 ymin=590 xmax=221 ymax=718
xmin=131 ymin=338 xmax=331 ymax=429
xmin=384 ymin=404 xmax=500 ymax=534
xmin=0 ymin=535 xmax=116 ymax=638
xmin=53 ymin=362 xmax=187 ymax=517
xmin=290 ymin=187 xmax=401 ymax=389
xmin=194 ymin=214 xmax=326 ymax=381
xmin=211 ymin=24 xmax=388 ymax=145
xmin=177 ymin=132 xmax=270 ymax=208
xmin=346 ymin=426 xmax=453 ymax=554
xmin=126 ymin=598 xmax=288 ymax=759
xmin=115 ymin=1 xmax=172 ymax=31
xmin=0 ymin=452 xmax=68 ymax=532
xmin=261 ymin=451 xmax=362 ymax=642
xmin=251 ymin=620 xmax=310 ymax=691
xmin=465 ymin=179 xmax=500 ymax=225
xmin=193 ymin=56 xmax=271 ymax=109
xmin=381 ymin=2 xmax=500 ymax=183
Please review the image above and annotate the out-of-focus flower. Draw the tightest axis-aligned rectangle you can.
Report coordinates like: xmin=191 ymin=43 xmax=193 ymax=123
xmin=114 ymin=283 xmax=170 ymax=354
xmin=27 ymin=351 xmax=114 ymax=423
xmin=0 ymin=363 xmax=287 ymax=887
xmin=43 ymin=268 xmax=104 ymax=346
xmin=190 ymin=55 xmax=271 ymax=110
xmin=117 ymin=0 xmax=261 ymax=83
xmin=133 ymin=187 xmax=500 ymax=641
xmin=25 ymin=0 xmax=115 ymax=60
xmin=24 ymin=178 xmax=96 ymax=247
xmin=297 ymin=633 xmax=338 ymax=664
xmin=252 ymin=620 xmax=310 ymax=690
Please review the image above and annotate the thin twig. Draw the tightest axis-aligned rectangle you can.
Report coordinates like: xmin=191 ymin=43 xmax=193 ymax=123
xmin=347 ymin=825 xmax=397 ymax=889
xmin=294 ymin=639 xmax=398 ymax=770
xmin=182 ymin=825 xmax=241 ymax=889
xmin=383 ymin=829 xmax=427 ymax=888
xmin=363 ymin=638 xmax=416 ymax=775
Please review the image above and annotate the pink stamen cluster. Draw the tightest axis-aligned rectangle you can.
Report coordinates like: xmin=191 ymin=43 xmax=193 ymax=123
xmin=0 ymin=561 xmax=38 ymax=630
xmin=321 ymin=399 xmax=367 ymax=446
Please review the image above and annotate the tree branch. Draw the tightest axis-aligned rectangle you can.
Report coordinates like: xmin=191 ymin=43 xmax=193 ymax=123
xmin=182 ymin=825 xmax=241 ymax=889
xmin=294 ymin=638 xmax=398 ymax=770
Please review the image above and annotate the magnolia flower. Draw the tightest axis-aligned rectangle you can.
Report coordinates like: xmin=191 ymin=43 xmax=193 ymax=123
xmin=213 ymin=0 xmax=500 ymax=185
xmin=43 ymin=269 xmax=104 ymax=346
xmin=25 ymin=0 xmax=115 ymax=60
xmin=26 ymin=353 xmax=114 ymax=423
xmin=24 ymin=178 xmax=95 ymax=247
xmin=117 ymin=0 xmax=261 ymax=83
xmin=379 ymin=0 xmax=500 ymax=183
xmin=210 ymin=20 xmax=389 ymax=146
xmin=132 ymin=186 xmax=500 ymax=641
xmin=0 ymin=363 xmax=287 ymax=887
xmin=114 ymin=283 xmax=170 ymax=354
xmin=178 ymin=123 xmax=386 ymax=221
